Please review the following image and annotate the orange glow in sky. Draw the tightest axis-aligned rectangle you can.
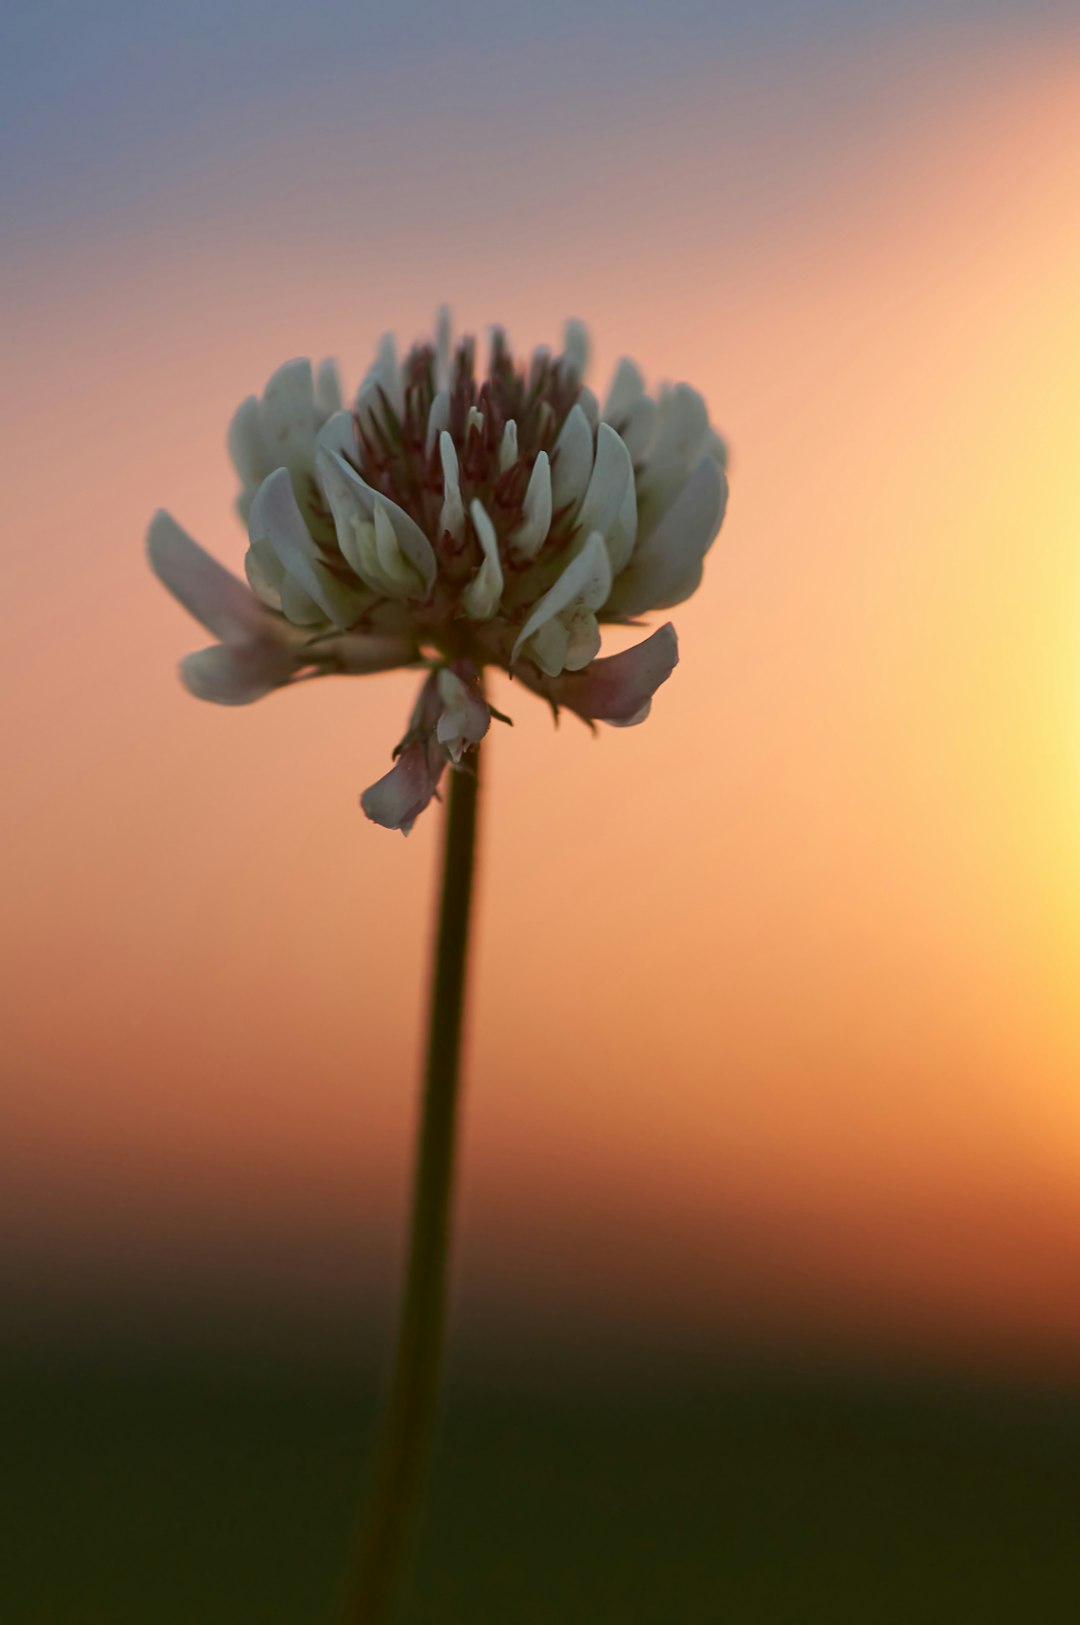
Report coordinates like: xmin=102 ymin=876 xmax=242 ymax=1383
xmin=3 ymin=33 xmax=1080 ymax=1370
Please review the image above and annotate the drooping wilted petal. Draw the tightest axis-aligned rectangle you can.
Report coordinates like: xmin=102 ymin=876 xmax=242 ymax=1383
xmin=528 ymin=623 xmax=679 ymax=726
xmin=180 ymin=642 xmax=298 ymax=705
xmin=330 ymin=631 xmax=421 ymax=674
xmin=148 ymin=511 xmax=267 ymax=642
xmin=361 ymin=740 xmax=447 ymax=835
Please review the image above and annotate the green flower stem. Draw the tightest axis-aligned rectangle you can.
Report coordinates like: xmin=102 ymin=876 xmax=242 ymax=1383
xmin=340 ymin=749 xmax=482 ymax=1625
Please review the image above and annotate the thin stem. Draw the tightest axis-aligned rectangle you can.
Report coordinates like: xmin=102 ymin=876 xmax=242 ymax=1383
xmin=340 ymin=750 xmax=482 ymax=1625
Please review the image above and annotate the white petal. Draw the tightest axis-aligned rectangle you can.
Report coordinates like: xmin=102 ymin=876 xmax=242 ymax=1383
xmin=244 ymin=546 xmax=284 ymax=610
xmin=316 ymin=409 xmax=357 ymax=462
xmin=426 ymin=388 xmax=450 ymax=456
xmin=259 ymin=359 xmax=317 ymax=488
xmin=355 ymin=382 xmax=382 ymax=441
xmin=249 ymin=469 xmax=360 ymax=629
xmin=603 ymin=358 xmax=645 ymax=422
xmin=562 ymin=605 xmax=601 ymax=671
xmin=527 ymin=617 xmax=569 ymax=676
xmin=575 ymin=423 xmax=633 ymax=556
xmin=364 ymin=332 xmax=403 ymax=418
xmin=551 ymin=403 xmax=594 ymax=515
xmin=466 ymin=406 xmax=485 ymax=437
xmin=180 ymin=643 xmax=296 ymax=706
xmin=314 ymin=359 xmax=343 ymax=419
xmin=510 ymin=451 xmax=552 ymax=561
xmin=607 ymin=457 xmax=727 ymax=617
xmin=619 ymin=395 xmax=658 ymax=463
xmin=435 ymin=669 xmax=491 ymax=762
xmin=605 ymin=472 xmax=638 ymax=576
xmin=435 ymin=306 xmax=453 ymax=391
xmin=373 ymin=500 xmax=424 ymax=597
xmin=499 ymin=418 xmax=519 ymax=472
xmin=563 ymin=318 xmax=589 ymax=380
xmin=316 ymin=449 xmax=436 ymax=597
xmin=578 ymin=386 xmax=599 ymax=428
xmin=512 ymin=531 xmax=612 ymax=665
xmin=227 ymin=396 xmax=263 ymax=489
xmin=148 ymin=511 xmax=265 ymax=642
xmin=278 ymin=574 xmax=327 ymax=626
xmin=438 ymin=431 xmax=465 ymax=540
xmin=462 ymin=500 xmax=504 ymax=620
xmin=636 ymin=383 xmax=710 ymax=527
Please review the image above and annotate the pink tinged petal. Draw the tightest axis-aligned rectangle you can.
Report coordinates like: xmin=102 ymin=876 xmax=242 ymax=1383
xmin=575 ymin=423 xmax=635 ymax=571
xmin=602 ymin=357 xmax=645 ymax=422
xmin=607 ymin=457 xmax=727 ymax=617
xmin=511 ymin=531 xmax=613 ymax=666
xmin=551 ymin=403 xmax=594 ymax=515
xmin=249 ymin=470 xmax=361 ymax=629
xmin=179 ymin=643 xmax=297 ymax=706
xmin=147 ymin=511 xmax=267 ymax=643
xmin=316 ymin=449 xmax=437 ymax=598
xmin=510 ymin=451 xmax=552 ymax=561
xmin=361 ymin=741 xmax=446 ymax=835
xmin=439 ymin=432 xmax=465 ymax=540
xmin=227 ymin=396 xmax=263 ymax=488
xmin=314 ymin=358 xmax=343 ymax=418
xmin=462 ymin=500 xmax=504 ymax=620
xmin=541 ymin=623 xmax=679 ymax=726
xmin=260 ymin=359 xmax=317 ymax=489
xmin=435 ymin=669 xmax=491 ymax=762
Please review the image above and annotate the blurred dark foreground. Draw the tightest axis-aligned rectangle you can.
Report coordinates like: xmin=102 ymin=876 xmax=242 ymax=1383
xmin=5 ymin=1342 xmax=1080 ymax=1623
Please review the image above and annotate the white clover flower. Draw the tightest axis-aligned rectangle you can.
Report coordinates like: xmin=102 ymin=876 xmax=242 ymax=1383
xmin=149 ymin=312 xmax=729 ymax=832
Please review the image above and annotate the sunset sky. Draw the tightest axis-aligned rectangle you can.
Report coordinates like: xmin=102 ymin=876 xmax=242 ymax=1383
xmin=4 ymin=1 xmax=1080 ymax=1373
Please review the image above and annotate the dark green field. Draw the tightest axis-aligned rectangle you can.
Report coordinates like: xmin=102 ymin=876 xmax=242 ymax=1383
xmin=6 ymin=1348 xmax=1080 ymax=1622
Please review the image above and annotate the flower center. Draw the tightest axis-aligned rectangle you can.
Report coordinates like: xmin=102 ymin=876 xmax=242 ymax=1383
xmin=353 ymin=332 xmax=584 ymax=579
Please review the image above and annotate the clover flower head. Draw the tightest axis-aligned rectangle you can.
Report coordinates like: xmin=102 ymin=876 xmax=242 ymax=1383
xmin=148 ymin=311 xmax=728 ymax=832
